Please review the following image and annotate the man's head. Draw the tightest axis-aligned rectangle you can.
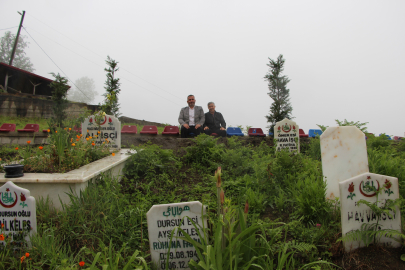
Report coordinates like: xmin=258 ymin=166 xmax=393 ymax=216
xmin=207 ymin=102 xmax=215 ymax=114
xmin=187 ymin=95 xmax=195 ymax=108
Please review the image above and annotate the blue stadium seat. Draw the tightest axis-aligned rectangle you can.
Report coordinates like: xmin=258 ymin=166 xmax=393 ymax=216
xmin=308 ymin=129 xmax=323 ymax=138
xmin=226 ymin=127 xmax=244 ymax=136
xmin=379 ymin=134 xmax=392 ymax=140
xmin=269 ymin=131 xmax=274 ymax=136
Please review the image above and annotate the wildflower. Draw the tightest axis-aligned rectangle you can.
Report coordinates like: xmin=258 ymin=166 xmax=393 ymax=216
xmin=244 ymin=200 xmax=249 ymax=214
xmin=102 ymin=142 xmax=105 ymax=144
xmin=0 ymin=234 xmax=4 ymax=241
xmin=95 ymin=135 xmax=98 ymax=138
xmin=27 ymin=141 xmax=31 ymax=144
xmin=92 ymin=142 xmax=95 ymax=146
xmin=89 ymin=136 xmax=92 ymax=139
xmin=105 ymin=138 xmax=108 ymax=141
xmin=76 ymin=139 xmax=79 ymax=141
xmin=64 ymin=128 xmax=66 ymax=130
xmin=15 ymin=147 xmax=19 ymax=150
xmin=79 ymin=261 xmax=85 ymax=267
xmin=112 ymin=153 xmax=115 ymax=156
xmin=87 ymin=130 xmax=89 ymax=133
xmin=316 ymin=223 xmax=321 ymax=228
xmin=47 ymin=129 xmax=50 ymax=132
xmin=220 ymin=189 xmax=224 ymax=205
xmin=70 ymin=138 xmax=73 ymax=142
xmin=21 ymin=256 xmax=25 ymax=263
xmin=1 ymin=223 xmax=4 ymax=228
xmin=69 ymin=128 xmax=72 ymax=131
xmin=86 ymin=138 xmax=90 ymax=141
xmin=72 ymin=143 xmax=76 ymax=146
xmin=39 ymin=146 xmax=43 ymax=150
xmin=97 ymin=131 xmax=100 ymax=134
xmin=25 ymin=253 xmax=29 ymax=258
xmin=55 ymin=130 xmax=58 ymax=133
xmin=76 ymin=135 xmax=80 ymax=139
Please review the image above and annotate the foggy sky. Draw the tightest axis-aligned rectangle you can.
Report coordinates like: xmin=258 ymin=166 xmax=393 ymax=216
xmin=1 ymin=0 xmax=404 ymax=136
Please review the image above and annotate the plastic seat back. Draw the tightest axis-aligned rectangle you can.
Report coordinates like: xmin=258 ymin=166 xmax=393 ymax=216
xmin=140 ymin=125 xmax=158 ymax=135
xmin=248 ymin=128 xmax=265 ymax=137
xmin=308 ymin=129 xmax=322 ymax=138
xmin=0 ymin=123 xmax=16 ymax=132
xmin=18 ymin=124 xmax=39 ymax=132
xmin=121 ymin=125 xmax=138 ymax=134
xmin=299 ymin=129 xmax=309 ymax=137
xmin=226 ymin=127 xmax=244 ymax=136
xmin=162 ymin=126 xmax=179 ymax=135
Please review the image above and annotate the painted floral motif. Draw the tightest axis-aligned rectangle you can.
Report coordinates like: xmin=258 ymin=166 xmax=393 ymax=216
xmin=19 ymin=193 xmax=28 ymax=208
xmin=347 ymin=182 xmax=356 ymax=200
xmin=292 ymin=125 xmax=297 ymax=133
xmin=277 ymin=126 xmax=281 ymax=133
xmin=384 ymin=179 xmax=394 ymax=196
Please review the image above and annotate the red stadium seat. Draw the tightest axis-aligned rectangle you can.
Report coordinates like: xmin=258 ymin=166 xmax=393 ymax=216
xmin=0 ymin=123 xmax=16 ymax=132
xmin=17 ymin=124 xmax=39 ymax=132
xmin=248 ymin=128 xmax=266 ymax=137
xmin=299 ymin=129 xmax=309 ymax=138
xmin=162 ymin=126 xmax=179 ymax=135
xmin=122 ymin=125 xmax=137 ymax=134
xmin=140 ymin=125 xmax=158 ymax=135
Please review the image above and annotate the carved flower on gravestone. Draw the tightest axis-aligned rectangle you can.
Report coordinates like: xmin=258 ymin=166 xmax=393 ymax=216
xmin=347 ymin=182 xmax=356 ymax=200
xmin=19 ymin=192 xmax=28 ymax=208
xmin=277 ymin=126 xmax=281 ymax=133
xmin=384 ymin=179 xmax=394 ymax=196
xmin=293 ymin=125 xmax=296 ymax=132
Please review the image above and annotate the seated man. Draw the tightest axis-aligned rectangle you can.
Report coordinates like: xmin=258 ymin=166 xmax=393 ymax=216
xmin=178 ymin=95 xmax=205 ymax=138
xmin=203 ymin=102 xmax=226 ymax=137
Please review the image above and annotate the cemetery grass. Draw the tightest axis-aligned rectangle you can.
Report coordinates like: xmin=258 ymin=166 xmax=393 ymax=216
xmin=1 ymin=134 xmax=405 ymax=269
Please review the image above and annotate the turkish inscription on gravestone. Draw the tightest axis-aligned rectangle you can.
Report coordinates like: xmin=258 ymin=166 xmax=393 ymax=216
xmin=274 ymin=118 xmax=299 ymax=153
xmin=82 ymin=115 xmax=121 ymax=149
xmin=147 ymin=201 xmax=207 ymax=270
xmin=339 ymin=172 xmax=401 ymax=252
xmin=0 ymin=181 xmax=37 ymax=247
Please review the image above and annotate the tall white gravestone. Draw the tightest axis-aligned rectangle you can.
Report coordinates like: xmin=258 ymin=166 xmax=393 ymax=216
xmin=82 ymin=115 xmax=121 ymax=150
xmin=0 ymin=181 xmax=37 ymax=247
xmin=339 ymin=173 xmax=401 ymax=252
xmin=274 ymin=118 xmax=299 ymax=153
xmin=147 ymin=201 xmax=207 ymax=270
xmin=320 ymin=126 xmax=369 ymax=200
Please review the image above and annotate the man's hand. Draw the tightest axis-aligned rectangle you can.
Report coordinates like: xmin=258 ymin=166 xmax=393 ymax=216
xmin=183 ymin=124 xmax=189 ymax=129
xmin=195 ymin=124 xmax=201 ymax=129
xmin=204 ymin=126 xmax=209 ymax=130
xmin=220 ymin=127 xmax=225 ymax=131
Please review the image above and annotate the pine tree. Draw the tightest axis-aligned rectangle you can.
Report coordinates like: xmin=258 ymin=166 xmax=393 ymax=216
xmin=49 ymin=73 xmax=69 ymax=128
xmin=264 ymin=54 xmax=293 ymax=133
xmin=102 ymin=56 xmax=121 ymax=117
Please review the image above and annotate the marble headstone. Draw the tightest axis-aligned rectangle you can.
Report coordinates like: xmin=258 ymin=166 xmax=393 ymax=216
xmin=274 ymin=118 xmax=300 ymax=153
xmin=147 ymin=201 xmax=207 ymax=270
xmin=82 ymin=115 xmax=121 ymax=150
xmin=320 ymin=126 xmax=369 ymax=200
xmin=339 ymin=173 xmax=401 ymax=252
xmin=0 ymin=181 xmax=37 ymax=247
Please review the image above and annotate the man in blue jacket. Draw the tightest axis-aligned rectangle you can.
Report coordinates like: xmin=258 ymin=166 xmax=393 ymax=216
xmin=203 ymin=102 xmax=226 ymax=137
xmin=178 ymin=95 xmax=205 ymax=138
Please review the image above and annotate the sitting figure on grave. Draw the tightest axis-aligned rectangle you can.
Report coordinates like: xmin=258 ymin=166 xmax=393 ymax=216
xmin=203 ymin=102 xmax=227 ymax=137
xmin=178 ymin=95 xmax=205 ymax=138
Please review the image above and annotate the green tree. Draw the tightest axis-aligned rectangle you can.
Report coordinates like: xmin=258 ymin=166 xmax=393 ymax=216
xmin=264 ymin=54 xmax=292 ymax=133
xmin=317 ymin=119 xmax=369 ymax=132
xmin=67 ymin=76 xmax=97 ymax=104
xmin=0 ymin=31 xmax=34 ymax=72
xmin=102 ymin=56 xmax=121 ymax=117
xmin=50 ymin=73 xmax=69 ymax=128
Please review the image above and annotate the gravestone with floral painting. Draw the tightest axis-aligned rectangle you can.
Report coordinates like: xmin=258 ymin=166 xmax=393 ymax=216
xmin=147 ymin=201 xmax=207 ymax=270
xmin=0 ymin=181 xmax=37 ymax=247
xmin=339 ymin=172 xmax=401 ymax=252
xmin=82 ymin=114 xmax=121 ymax=150
xmin=274 ymin=118 xmax=299 ymax=153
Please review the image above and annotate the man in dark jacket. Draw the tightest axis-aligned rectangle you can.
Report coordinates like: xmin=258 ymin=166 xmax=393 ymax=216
xmin=203 ymin=102 xmax=227 ymax=137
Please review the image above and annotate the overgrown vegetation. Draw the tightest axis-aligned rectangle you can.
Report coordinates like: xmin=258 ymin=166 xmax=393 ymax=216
xmin=0 ymin=133 xmax=404 ymax=269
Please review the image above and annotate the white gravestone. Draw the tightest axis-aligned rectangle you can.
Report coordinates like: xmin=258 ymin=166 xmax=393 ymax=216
xmin=339 ymin=173 xmax=401 ymax=252
xmin=82 ymin=115 xmax=121 ymax=150
xmin=274 ymin=118 xmax=300 ymax=153
xmin=320 ymin=126 xmax=369 ymax=200
xmin=147 ymin=201 xmax=207 ymax=270
xmin=0 ymin=181 xmax=36 ymax=247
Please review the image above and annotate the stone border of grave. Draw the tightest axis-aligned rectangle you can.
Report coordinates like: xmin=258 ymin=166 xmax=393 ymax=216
xmin=0 ymin=148 xmax=135 ymax=209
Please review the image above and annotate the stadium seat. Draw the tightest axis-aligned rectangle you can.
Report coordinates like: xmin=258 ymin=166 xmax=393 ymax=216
xmin=121 ymin=125 xmax=137 ymax=134
xmin=226 ymin=127 xmax=244 ymax=136
xmin=379 ymin=134 xmax=392 ymax=140
xmin=17 ymin=124 xmax=39 ymax=132
xmin=299 ymin=129 xmax=309 ymax=138
xmin=0 ymin=123 xmax=16 ymax=132
xmin=162 ymin=126 xmax=179 ymax=135
xmin=140 ymin=125 xmax=158 ymax=135
xmin=248 ymin=128 xmax=266 ymax=137
xmin=308 ymin=129 xmax=322 ymax=138
xmin=394 ymin=136 xmax=400 ymax=140
xmin=268 ymin=131 xmax=274 ymax=136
